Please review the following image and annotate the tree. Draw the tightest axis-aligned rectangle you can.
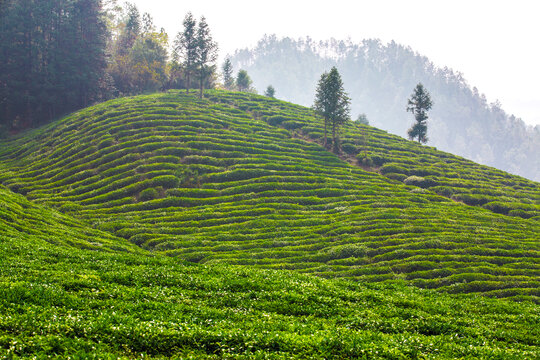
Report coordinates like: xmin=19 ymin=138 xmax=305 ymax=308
xmin=236 ymin=69 xmax=252 ymax=92
xmin=313 ymin=67 xmax=350 ymax=152
xmin=406 ymin=83 xmax=432 ymax=143
xmin=115 ymin=3 xmax=140 ymax=56
xmin=356 ymin=113 xmax=369 ymax=125
xmin=0 ymin=0 xmax=109 ymax=128
xmin=194 ymin=16 xmax=217 ymax=99
xmin=173 ymin=12 xmax=197 ymax=94
xmin=222 ymin=58 xmax=234 ymax=90
xmin=264 ymin=85 xmax=275 ymax=98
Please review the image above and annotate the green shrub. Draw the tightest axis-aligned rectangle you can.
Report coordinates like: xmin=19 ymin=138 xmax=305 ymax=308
xmin=356 ymin=152 xmax=373 ymax=167
xmin=508 ymin=209 xmax=536 ymax=219
xmin=152 ymin=175 xmax=179 ymax=189
xmin=97 ymin=137 xmax=114 ymax=150
xmin=385 ymin=173 xmax=408 ymax=182
xmin=341 ymin=143 xmax=357 ymax=154
xmin=370 ymin=154 xmax=388 ymax=167
xmin=139 ymin=187 xmax=159 ymax=201
xmin=380 ymin=163 xmax=408 ymax=176
xmin=483 ymin=201 xmax=512 ymax=215
xmin=326 ymin=244 xmax=369 ymax=260
xmin=403 ymin=175 xmax=435 ymax=188
xmin=266 ymin=115 xmax=287 ymax=126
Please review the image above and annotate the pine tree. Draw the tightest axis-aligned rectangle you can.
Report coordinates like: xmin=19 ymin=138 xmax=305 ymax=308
xmin=173 ymin=12 xmax=197 ymax=94
xmin=236 ymin=70 xmax=252 ymax=92
xmin=406 ymin=83 xmax=433 ymax=144
xmin=0 ymin=0 xmax=108 ymax=128
xmin=313 ymin=67 xmax=350 ymax=151
xmin=222 ymin=58 xmax=234 ymax=90
xmin=195 ymin=16 xmax=217 ymax=99
xmin=264 ymin=85 xmax=275 ymax=98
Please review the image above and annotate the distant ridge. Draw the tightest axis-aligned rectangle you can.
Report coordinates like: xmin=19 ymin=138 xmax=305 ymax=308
xmin=231 ymin=36 xmax=540 ymax=181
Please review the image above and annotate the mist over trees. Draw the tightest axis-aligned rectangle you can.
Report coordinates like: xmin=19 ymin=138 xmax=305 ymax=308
xmin=231 ymin=35 xmax=540 ymax=181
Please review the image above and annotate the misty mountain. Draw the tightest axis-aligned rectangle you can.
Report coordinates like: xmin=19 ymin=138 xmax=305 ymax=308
xmin=230 ymin=35 xmax=540 ymax=181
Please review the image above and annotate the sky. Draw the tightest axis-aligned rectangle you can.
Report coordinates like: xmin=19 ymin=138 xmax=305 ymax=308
xmin=129 ymin=0 xmax=540 ymax=126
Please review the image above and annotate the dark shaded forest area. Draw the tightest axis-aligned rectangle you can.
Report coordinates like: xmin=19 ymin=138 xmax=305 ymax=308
xmin=0 ymin=0 xmax=216 ymax=131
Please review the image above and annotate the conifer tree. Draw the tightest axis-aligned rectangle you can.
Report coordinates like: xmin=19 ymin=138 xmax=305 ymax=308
xmin=0 ymin=0 xmax=108 ymax=128
xmin=173 ymin=12 xmax=197 ymax=94
xmin=264 ymin=85 xmax=275 ymax=98
xmin=406 ymin=83 xmax=433 ymax=144
xmin=236 ymin=70 xmax=252 ymax=92
xmin=222 ymin=58 xmax=234 ymax=90
xmin=313 ymin=67 xmax=350 ymax=151
xmin=195 ymin=16 xmax=217 ymax=99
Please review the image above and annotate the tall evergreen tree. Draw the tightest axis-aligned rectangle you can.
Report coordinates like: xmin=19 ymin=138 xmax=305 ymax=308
xmin=264 ymin=85 xmax=275 ymax=98
xmin=406 ymin=83 xmax=432 ymax=144
xmin=0 ymin=0 xmax=108 ymax=128
xmin=195 ymin=16 xmax=217 ymax=99
xmin=313 ymin=67 xmax=350 ymax=151
xmin=173 ymin=12 xmax=197 ymax=94
xmin=222 ymin=58 xmax=234 ymax=90
xmin=236 ymin=70 xmax=252 ymax=92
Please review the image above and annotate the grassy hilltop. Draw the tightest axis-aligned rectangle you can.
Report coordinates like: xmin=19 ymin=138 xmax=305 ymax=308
xmin=0 ymin=90 xmax=538 ymax=300
xmin=0 ymin=90 xmax=539 ymax=357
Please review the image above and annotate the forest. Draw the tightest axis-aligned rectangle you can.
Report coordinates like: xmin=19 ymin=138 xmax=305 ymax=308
xmin=0 ymin=0 xmax=222 ymax=130
xmin=231 ymin=36 xmax=540 ymax=181
xmin=1 ymin=1 xmax=538 ymax=182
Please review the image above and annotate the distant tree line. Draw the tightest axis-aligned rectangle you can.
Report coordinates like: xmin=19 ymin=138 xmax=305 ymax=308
xmin=232 ymin=36 xmax=540 ymax=181
xmin=0 ymin=1 xmax=260 ymax=132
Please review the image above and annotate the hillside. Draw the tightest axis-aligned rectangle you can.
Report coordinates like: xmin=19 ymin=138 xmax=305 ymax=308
xmin=0 ymin=184 xmax=137 ymax=253
xmin=0 ymin=185 xmax=539 ymax=358
xmin=0 ymin=90 xmax=538 ymax=302
xmin=231 ymin=36 xmax=540 ymax=181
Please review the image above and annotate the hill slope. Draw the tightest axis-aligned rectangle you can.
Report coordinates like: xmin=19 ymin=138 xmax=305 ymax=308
xmin=3 ymin=225 xmax=539 ymax=358
xmin=0 ymin=90 xmax=538 ymax=300
xmin=231 ymin=36 xmax=540 ymax=181
xmin=0 ymin=185 xmax=538 ymax=358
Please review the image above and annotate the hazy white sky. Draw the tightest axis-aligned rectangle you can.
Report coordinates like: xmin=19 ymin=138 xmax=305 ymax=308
xmin=130 ymin=0 xmax=540 ymax=126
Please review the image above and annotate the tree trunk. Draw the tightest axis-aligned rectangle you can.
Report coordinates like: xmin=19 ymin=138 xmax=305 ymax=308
xmin=332 ymin=123 xmax=337 ymax=153
xmin=323 ymin=117 xmax=328 ymax=148
xmin=199 ymin=71 xmax=204 ymax=99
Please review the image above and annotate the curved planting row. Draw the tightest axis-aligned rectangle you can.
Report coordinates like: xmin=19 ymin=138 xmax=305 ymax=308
xmin=0 ymin=90 xmax=538 ymax=300
xmin=0 ymin=185 xmax=137 ymax=253
xmin=207 ymin=91 xmax=539 ymax=219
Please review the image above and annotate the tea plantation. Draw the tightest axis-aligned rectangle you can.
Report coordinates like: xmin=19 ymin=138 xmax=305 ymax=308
xmin=0 ymin=90 xmax=538 ymax=302
xmin=0 ymin=184 xmax=539 ymax=358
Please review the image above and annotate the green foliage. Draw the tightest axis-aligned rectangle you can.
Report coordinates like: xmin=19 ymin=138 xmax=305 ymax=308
xmin=173 ymin=12 xmax=198 ymax=93
xmin=194 ymin=16 xmax=218 ymax=98
xmin=0 ymin=0 xmax=108 ymax=128
xmin=407 ymin=83 xmax=433 ymax=144
xmin=264 ymin=85 xmax=276 ymax=98
xmin=229 ymin=37 xmax=540 ymax=181
xmin=0 ymin=90 xmax=538 ymax=301
xmin=139 ymin=187 xmax=159 ymax=201
xmin=236 ymin=69 xmax=253 ymax=92
xmin=222 ymin=58 xmax=235 ymax=90
xmin=1 ymin=227 xmax=538 ymax=358
xmin=0 ymin=91 xmax=539 ymax=357
xmin=313 ymin=66 xmax=351 ymax=152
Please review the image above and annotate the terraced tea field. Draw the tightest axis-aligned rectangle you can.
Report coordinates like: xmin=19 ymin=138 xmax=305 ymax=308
xmin=208 ymin=91 xmax=539 ymax=219
xmin=0 ymin=90 xmax=538 ymax=301
xmin=1 ymin=185 xmax=539 ymax=358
